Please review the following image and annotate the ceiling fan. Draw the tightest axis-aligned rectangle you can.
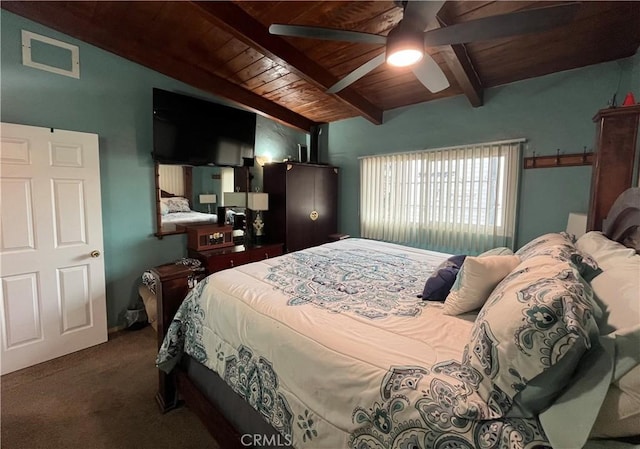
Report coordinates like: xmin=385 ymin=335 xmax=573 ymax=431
xmin=269 ymin=1 xmax=580 ymax=94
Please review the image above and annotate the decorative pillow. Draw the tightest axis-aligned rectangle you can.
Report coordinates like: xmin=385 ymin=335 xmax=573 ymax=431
xmin=160 ymin=201 xmax=170 ymax=215
xmin=570 ymin=253 xmax=602 ymax=282
xmin=162 ymin=196 xmax=191 ymax=213
xmin=576 ymin=231 xmax=640 ymax=334
xmin=478 ymin=247 xmax=514 ymax=257
xmin=515 ymin=232 xmax=576 ymax=259
xmin=516 ymin=232 xmax=602 ymax=282
xmin=419 ymin=255 xmax=466 ymax=301
xmin=463 ymin=254 xmax=600 ymax=418
xmin=442 ymin=255 xmax=520 ymax=316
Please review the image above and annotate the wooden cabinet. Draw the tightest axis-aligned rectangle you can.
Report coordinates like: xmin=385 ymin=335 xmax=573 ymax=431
xmin=189 ymin=243 xmax=283 ymax=275
xmin=263 ymin=162 xmax=338 ymax=252
xmin=588 ymin=105 xmax=640 ymax=231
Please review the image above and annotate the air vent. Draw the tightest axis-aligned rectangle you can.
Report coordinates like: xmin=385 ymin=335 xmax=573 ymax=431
xmin=21 ymin=30 xmax=79 ymax=79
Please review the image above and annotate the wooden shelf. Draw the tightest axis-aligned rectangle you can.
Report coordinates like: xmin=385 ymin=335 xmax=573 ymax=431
xmin=523 ymin=151 xmax=593 ymax=169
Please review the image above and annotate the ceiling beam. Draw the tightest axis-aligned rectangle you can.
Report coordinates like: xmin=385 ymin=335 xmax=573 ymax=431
xmin=436 ymin=8 xmax=484 ymax=108
xmin=192 ymin=1 xmax=384 ymax=125
xmin=440 ymin=45 xmax=484 ymax=107
xmin=1 ymin=1 xmax=316 ymax=132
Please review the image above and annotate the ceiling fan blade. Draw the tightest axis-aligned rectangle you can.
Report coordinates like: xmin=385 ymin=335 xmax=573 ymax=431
xmin=327 ymin=53 xmax=387 ymax=94
xmin=403 ymin=0 xmax=446 ymax=31
xmin=269 ymin=24 xmax=387 ymax=45
xmin=423 ymin=3 xmax=580 ymax=46
xmin=411 ymin=54 xmax=449 ymax=93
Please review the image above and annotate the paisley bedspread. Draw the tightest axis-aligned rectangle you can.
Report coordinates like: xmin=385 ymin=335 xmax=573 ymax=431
xmin=157 ymin=238 xmax=551 ymax=449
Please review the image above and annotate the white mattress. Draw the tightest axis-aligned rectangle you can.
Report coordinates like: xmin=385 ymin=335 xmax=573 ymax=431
xmin=161 ymin=210 xmax=217 ymax=225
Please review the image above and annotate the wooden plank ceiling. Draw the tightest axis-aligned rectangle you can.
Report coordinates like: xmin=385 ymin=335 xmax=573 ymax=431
xmin=3 ymin=1 xmax=640 ymax=131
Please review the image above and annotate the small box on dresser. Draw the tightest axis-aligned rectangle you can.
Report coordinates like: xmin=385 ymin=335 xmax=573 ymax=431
xmin=187 ymin=224 xmax=234 ymax=251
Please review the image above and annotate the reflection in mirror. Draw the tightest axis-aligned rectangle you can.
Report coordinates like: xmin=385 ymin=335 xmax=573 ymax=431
xmin=154 ymin=163 xmax=233 ymax=237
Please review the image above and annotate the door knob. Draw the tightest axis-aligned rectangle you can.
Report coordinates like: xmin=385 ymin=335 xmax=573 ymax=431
xmin=90 ymin=250 xmax=101 ymax=258
xmin=310 ymin=210 xmax=319 ymax=221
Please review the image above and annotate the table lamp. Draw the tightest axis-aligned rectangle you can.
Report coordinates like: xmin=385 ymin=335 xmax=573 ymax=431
xmin=247 ymin=192 xmax=268 ymax=245
xmin=223 ymin=191 xmax=246 ymax=208
xmin=199 ymin=193 xmax=216 ymax=214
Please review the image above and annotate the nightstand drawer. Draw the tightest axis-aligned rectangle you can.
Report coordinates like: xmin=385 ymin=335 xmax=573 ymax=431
xmin=246 ymin=245 xmax=283 ymax=262
xmin=207 ymin=252 xmax=251 ymax=272
xmin=190 ymin=243 xmax=283 ymax=275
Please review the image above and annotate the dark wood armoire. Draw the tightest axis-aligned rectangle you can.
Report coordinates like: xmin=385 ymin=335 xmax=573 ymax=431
xmin=263 ymin=162 xmax=339 ymax=252
xmin=587 ymin=104 xmax=640 ymax=231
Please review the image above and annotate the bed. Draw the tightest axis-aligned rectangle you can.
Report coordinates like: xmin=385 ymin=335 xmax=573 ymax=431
xmin=154 ymin=187 xmax=639 ymax=449
xmin=159 ymin=191 xmax=217 ymax=232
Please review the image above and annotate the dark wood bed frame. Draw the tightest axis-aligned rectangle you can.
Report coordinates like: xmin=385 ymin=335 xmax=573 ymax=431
xmin=153 ymin=106 xmax=640 ymax=448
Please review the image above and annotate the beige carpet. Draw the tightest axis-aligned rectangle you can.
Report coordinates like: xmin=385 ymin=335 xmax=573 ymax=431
xmin=1 ymin=327 xmax=219 ymax=449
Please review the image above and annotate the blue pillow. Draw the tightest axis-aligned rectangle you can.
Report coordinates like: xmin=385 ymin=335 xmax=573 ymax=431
xmin=418 ymin=255 xmax=466 ymax=301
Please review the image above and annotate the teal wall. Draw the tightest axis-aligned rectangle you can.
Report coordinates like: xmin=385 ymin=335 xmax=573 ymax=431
xmin=0 ymin=10 xmax=306 ymax=328
xmin=327 ymin=51 xmax=640 ymax=251
xmin=2 ymin=9 xmax=638 ymax=327
xmin=192 ymin=166 xmax=222 ymax=212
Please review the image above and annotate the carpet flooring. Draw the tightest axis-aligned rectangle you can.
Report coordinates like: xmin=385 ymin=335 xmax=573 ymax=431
xmin=1 ymin=326 xmax=219 ymax=449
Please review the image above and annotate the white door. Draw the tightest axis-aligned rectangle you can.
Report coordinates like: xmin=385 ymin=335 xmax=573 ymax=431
xmin=0 ymin=122 xmax=107 ymax=375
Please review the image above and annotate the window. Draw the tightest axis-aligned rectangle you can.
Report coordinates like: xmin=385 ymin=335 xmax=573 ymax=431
xmin=360 ymin=139 xmax=522 ymax=254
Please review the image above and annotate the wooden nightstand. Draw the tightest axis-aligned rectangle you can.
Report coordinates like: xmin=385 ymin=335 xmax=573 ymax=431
xmin=150 ymin=262 xmax=206 ymax=344
xmin=329 ymin=233 xmax=350 ymax=241
xmin=188 ymin=243 xmax=284 ymax=275
xmin=150 ymin=261 xmax=206 ymax=412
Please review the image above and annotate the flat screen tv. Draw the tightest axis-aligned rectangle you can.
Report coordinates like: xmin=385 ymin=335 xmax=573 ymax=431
xmin=152 ymin=88 xmax=256 ymax=166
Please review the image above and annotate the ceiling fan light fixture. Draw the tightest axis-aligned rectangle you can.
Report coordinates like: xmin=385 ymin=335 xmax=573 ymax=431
xmin=385 ymin=26 xmax=424 ymax=68
xmin=387 ymin=48 xmax=423 ymax=67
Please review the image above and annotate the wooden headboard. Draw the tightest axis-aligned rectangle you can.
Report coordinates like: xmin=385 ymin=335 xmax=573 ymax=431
xmin=587 ymin=105 xmax=640 ymax=231
xmin=160 ymin=189 xmax=177 ymax=198
xmin=602 ymin=187 xmax=640 ymax=252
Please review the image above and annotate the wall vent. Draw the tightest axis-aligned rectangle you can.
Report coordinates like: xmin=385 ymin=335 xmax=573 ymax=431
xmin=21 ymin=30 xmax=79 ymax=79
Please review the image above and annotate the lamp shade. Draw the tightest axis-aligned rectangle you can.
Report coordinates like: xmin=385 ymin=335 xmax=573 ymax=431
xmin=247 ymin=192 xmax=268 ymax=211
xmin=223 ymin=192 xmax=246 ymax=207
xmin=566 ymin=212 xmax=587 ymax=239
xmin=199 ymin=194 xmax=216 ymax=204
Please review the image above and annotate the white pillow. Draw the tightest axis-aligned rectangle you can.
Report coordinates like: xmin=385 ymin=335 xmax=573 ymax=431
xmin=576 ymin=232 xmax=640 ymax=334
xmin=576 ymin=231 xmax=636 ymax=269
xmin=478 ymin=247 xmax=514 ymax=257
xmin=443 ymin=255 xmax=520 ymax=316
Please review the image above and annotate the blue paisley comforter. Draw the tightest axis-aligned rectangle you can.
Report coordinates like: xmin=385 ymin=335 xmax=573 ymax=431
xmin=157 ymin=239 xmax=557 ymax=449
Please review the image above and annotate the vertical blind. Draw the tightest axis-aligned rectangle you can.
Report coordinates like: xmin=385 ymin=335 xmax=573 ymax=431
xmin=158 ymin=164 xmax=184 ymax=196
xmin=360 ymin=139 xmax=522 ymax=254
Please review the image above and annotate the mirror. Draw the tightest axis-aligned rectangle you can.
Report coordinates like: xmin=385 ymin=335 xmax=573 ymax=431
xmin=154 ymin=163 xmax=234 ymax=237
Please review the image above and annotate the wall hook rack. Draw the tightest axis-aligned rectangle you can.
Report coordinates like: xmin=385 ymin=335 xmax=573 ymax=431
xmin=524 ymin=146 xmax=593 ymax=169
